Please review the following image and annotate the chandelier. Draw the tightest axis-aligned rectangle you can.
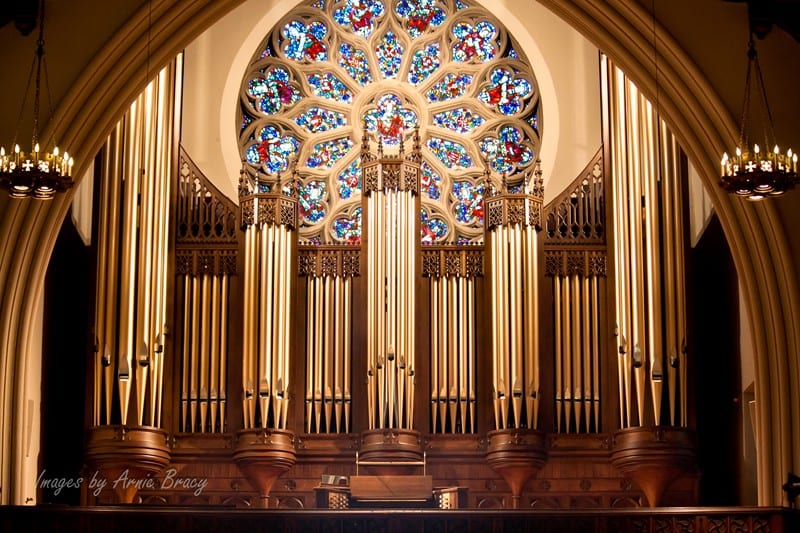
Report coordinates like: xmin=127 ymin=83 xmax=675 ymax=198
xmin=720 ymin=38 xmax=796 ymax=201
xmin=0 ymin=0 xmax=73 ymax=200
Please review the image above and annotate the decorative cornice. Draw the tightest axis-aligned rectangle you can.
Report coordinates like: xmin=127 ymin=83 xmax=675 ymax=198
xmin=298 ymin=246 xmax=361 ymax=278
xmin=544 ymin=249 xmax=607 ymax=278
xmin=421 ymin=246 xmax=484 ymax=278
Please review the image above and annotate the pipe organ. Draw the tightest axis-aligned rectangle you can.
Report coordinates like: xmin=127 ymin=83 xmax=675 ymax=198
xmin=175 ymin=149 xmax=238 ymax=433
xmin=421 ymin=247 xmax=483 ymax=434
xmin=485 ymin=166 xmax=544 ymax=431
xmin=603 ymin=56 xmax=688 ymax=429
xmin=239 ymin=170 xmax=298 ymax=430
xmin=544 ymin=150 xmax=607 ymax=433
xmin=91 ymin=61 xmax=179 ymax=429
xmin=361 ymin=130 xmax=420 ymax=431
xmin=298 ymin=248 xmax=359 ymax=433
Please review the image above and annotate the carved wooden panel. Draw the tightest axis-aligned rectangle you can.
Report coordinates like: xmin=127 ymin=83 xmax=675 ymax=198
xmin=544 ymin=250 xmax=607 ymax=278
xmin=421 ymin=246 xmax=484 ymax=278
xmin=298 ymin=246 xmax=361 ymax=278
xmin=544 ymin=148 xmax=605 ymax=245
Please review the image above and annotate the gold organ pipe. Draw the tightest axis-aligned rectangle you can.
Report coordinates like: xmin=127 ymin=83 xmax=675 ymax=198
xmin=220 ymin=274 xmax=229 ymax=432
xmin=582 ymin=275 xmax=592 ymax=432
xmin=458 ymin=275 xmax=467 ymax=434
xmin=241 ymin=227 xmax=250 ymax=429
xmin=181 ymin=275 xmax=191 ymax=430
xmin=513 ymin=227 xmax=523 ymax=430
xmin=246 ymin=225 xmax=257 ymax=429
xmin=431 ymin=277 xmax=439 ymax=431
xmin=439 ymin=276 xmax=448 ymax=432
xmin=397 ymin=192 xmax=405 ymax=429
xmin=610 ymin=64 xmax=632 ymax=428
xmin=510 ymin=226 xmax=522 ymax=429
xmin=324 ymin=275 xmax=334 ymax=431
xmin=283 ymin=229 xmax=292 ymax=428
xmin=259 ymin=224 xmax=270 ymax=429
xmin=592 ymin=276 xmax=601 ymax=430
xmin=93 ymin=140 xmax=110 ymax=427
xmin=628 ymin=83 xmax=646 ymax=426
xmin=448 ymin=276 xmax=457 ymax=433
xmin=467 ymin=277 xmax=476 ymax=432
xmin=643 ymin=103 xmax=663 ymax=426
xmin=554 ymin=275 xmax=562 ymax=432
xmin=314 ymin=276 xmax=323 ymax=432
xmin=563 ymin=275 xmax=572 ymax=432
xmin=377 ymin=191 xmax=385 ymax=429
xmin=523 ymin=226 xmax=534 ymax=429
xmin=305 ymin=277 xmax=314 ymax=433
xmin=117 ymin=99 xmax=143 ymax=426
xmin=210 ymin=274 xmax=220 ymax=433
xmin=102 ymin=125 xmax=123 ymax=426
xmin=386 ymin=192 xmax=395 ymax=429
xmin=135 ymin=85 xmax=155 ymax=428
xmin=344 ymin=276 xmax=352 ymax=432
xmin=190 ymin=275 xmax=200 ymax=430
xmin=572 ymin=274 xmax=582 ymax=431
xmin=334 ymin=276 xmax=343 ymax=432
xmin=407 ymin=193 xmax=415 ymax=429
xmin=491 ymin=230 xmax=499 ymax=429
xmin=499 ymin=225 xmax=509 ymax=429
xmin=666 ymin=131 xmax=688 ymax=427
xmin=367 ymin=194 xmax=375 ymax=429
xmin=531 ymin=228 xmax=540 ymax=429
xmin=661 ymin=123 xmax=678 ymax=426
xmin=273 ymin=225 xmax=283 ymax=428
xmin=199 ymin=274 xmax=211 ymax=431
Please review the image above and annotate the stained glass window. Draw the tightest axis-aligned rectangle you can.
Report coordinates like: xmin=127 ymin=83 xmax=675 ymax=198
xmin=239 ymin=0 xmax=540 ymax=245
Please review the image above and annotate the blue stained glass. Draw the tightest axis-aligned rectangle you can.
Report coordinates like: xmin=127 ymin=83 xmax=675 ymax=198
xmin=247 ymin=68 xmax=301 ymax=115
xmin=306 ymin=73 xmax=353 ymax=103
xmin=478 ymin=68 xmax=532 ymax=115
xmin=299 ymin=180 xmax=328 ymax=224
xmin=508 ymin=47 xmax=519 ymax=59
xmin=333 ymin=206 xmax=362 ymax=244
xmin=456 ymin=236 xmax=472 ymax=245
xmin=339 ymin=43 xmax=373 ymax=85
xmin=307 ymin=137 xmax=354 ymax=168
xmin=303 ymin=235 xmax=323 ymax=245
xmin=295 ymin=107 xmax=347 ymax=133
xmin=451 ymin=20 xmax=497 ymax=63
xmin=426 ymin=73 xmax=473 ymax=102
xmin=420 ymin=161 xmax=441 ymax=199
xmin=337 ymin=158 xmax=361 ymax=198
xmin=334 ymin=0 xmax=385 ymax=38
xmin=311 ymin=0 xmax=325 ymax=8
xmin=420 ymin=208 xmax=448 ymax=244
xmin=408 ymin=42 xmax=441 ymax=85
xmin=427 ymin=137 xmax=472 ymax=169
xmin=241 ymin=112 xmax=253 ymax=133
xmin=283 ymin=20 xmax=328 ymax=62
xmin=455 ymin=0 xmax=468 ymax=9
xmin=432 ymin=108 xmax=485 ymax=133
xmin=376 ymin=31 xmax=404 ymax=79
xmin=363 ymin=93 xmax=418 ymax=144
xmin=452 ymin=181 xmax=485 ymax=223
xmin=479 ymin=125 xmax=534 ymax=173
xmin=247 ymin=125 xmax=300 ymax=174
xmin=395 ymin=0 xmax=446 ymax=39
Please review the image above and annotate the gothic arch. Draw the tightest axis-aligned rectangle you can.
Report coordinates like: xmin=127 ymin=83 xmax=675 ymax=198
xmin=0 ymin=0 xmax=796 ymax=505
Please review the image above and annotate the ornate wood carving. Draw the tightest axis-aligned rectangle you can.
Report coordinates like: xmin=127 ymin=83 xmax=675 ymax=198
xmin=177 ymin=147 xmax=238 ymax=274
xmin=298 ymin=246 xmax=361 ymax=278
xmin=544 ymin=250 xmax=606 ymax=278
xmin=420 ymin=246 xmax=484 ymax=278
xmin=543 ymin=148 xmax=605 ymax=245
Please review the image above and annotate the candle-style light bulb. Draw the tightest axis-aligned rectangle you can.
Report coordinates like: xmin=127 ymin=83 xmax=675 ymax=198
xmin=14 ymin=144 xmax=20 ymax=154
xmin=754 ymin=144 xmax=760 ymax=154
xmin=0 ymin=147 xmax=5 ymax=157
xmin=53 ymin=146 xmax=59 ymax=157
